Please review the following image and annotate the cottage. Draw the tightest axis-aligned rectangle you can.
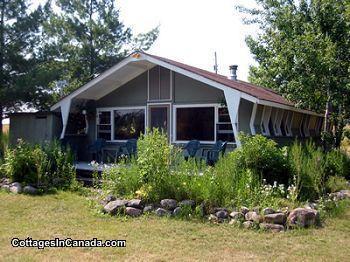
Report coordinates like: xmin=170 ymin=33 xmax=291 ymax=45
xmin=11 ymin=52 xmax=323 ymax=162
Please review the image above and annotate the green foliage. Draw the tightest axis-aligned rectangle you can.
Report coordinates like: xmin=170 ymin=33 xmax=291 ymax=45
xmin=0 ymin=140 xmax=76 ymax=190
xmin=0 ymin=132 xmax=9 ymax=160
xmin=326 ymin=176 xmax=349 ymax=193
xmin=238 ymin=134 xmax=290 ymax=184
xmin=324 ymin=150 xmax=350 ymax=179
xmin=287 ymin=141 xmax=350 ymax=201
xmin=43 ymin=0 xmax=159 ymax=99
xmin=238 ymin=0 xmax=350 ymax=134
xmin=101 ymin=133 xmax=350 ymax=209
xmin=0 ymin=0 xmax=53 ymax=132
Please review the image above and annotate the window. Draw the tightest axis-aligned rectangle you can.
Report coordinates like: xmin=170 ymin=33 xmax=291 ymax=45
xmin=97 ymin=111 xmax=111 ymax=140
xmin=176 ymin=107 xmax=215 ymax=141
xmin=114 ymin=109 xmax=145 ymax=140
xmin=217 ymin=107 xmax=235 ymax=142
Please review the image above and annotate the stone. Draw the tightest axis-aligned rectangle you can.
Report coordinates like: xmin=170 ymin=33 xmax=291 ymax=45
xmin=172 ymin=207 xmax=182 ymax=216
xmin=304 ymin=202 xmax=318 ymax=210
xmin=179 ymin=200 xmax=195 ymax=208
xmin=1 ymin=184 xmax=10 ymax=192
xmin=127 ymin=199 xmax=144 ymax=209
xmin=143 ymin=205 xmax=154 ymax=213
xmin=0 ymin=177 xmax=10 ymax=186
xmin=215 ymin=210 xmax=229 ymax=219
xmin=263 ymin=208 xmax=275 ymax=215
xmin=240 ymin=207 xmax=250 ymax=215
xmin=229 ymin=211 xmax=245 ymax=221
xmin=155 ymin=208 xmax=170 ymax=217
xmin=264 ymin=213 xmax=287 ymax=225
xmin=287 ymin=208 xmax=318 ymax=228
xmin=339 ymin=190 xmax=350 ymax=198
xmin=125 ymin=207 xmax=142 ymax=217
xmin=9 ymin=182 xmax=22 ymax=194
xmin=23 ymin=185 xmax=38 ymax=195
xmin=245 ymin=211 xmax=262 ymax=223
xmin=213 ymin=207 xmax=229 ymax=213
xmin=243 ymin=221 xmax=254 ymax=229
xmin=208 ymin=214 xmax=222 ymax=223
xmin=105 ymin=194 xmax=116 ymax=203
xmin=160 ymin=199 xmax=177 ymax=210
xmin=229 ymin=219 xmax=242 ymax=227
xmin=259 ymin=223 xmax=285 ymax=232
xmin=103 ymin=199 xmax=127 ymax=215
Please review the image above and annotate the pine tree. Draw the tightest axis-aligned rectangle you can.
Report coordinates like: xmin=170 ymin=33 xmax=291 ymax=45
xmin=43 ymin=0 xmax=159 ymax=98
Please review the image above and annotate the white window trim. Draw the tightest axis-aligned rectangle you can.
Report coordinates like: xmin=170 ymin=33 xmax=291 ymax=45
xmin=172 ymin=103 xmax=235 ymax=145
xmin=96 ymin=106 xmax=146 ymax=142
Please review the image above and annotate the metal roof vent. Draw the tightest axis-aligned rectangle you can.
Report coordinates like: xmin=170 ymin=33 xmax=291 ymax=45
xmin=229 ymin=65 xmax=238 ymax=80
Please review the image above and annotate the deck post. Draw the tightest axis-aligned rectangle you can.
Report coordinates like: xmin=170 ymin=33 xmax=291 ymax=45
xmin=224 ymin=89 xmax=241 ymax=147
xmin=60 ymin=99 xmax=72 ymax=139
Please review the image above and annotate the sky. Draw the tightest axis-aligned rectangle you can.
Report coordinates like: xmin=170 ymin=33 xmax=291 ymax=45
xmin=118 ymin=0 xmax=258 ymax=81
xmin=3 ymin=0 xmax=259 ymax=124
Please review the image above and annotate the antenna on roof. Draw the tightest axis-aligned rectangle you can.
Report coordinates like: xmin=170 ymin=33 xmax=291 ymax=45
xmin=213 ymin=51 xmax=218 ymax=74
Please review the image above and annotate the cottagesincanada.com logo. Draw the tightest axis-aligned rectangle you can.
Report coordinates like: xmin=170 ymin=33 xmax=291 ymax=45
xmin=11 ymin=237 xmax=126 ymax=249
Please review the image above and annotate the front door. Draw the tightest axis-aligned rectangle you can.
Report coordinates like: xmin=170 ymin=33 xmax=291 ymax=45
xmin=148 ymin=104 xmax=170 ymax=139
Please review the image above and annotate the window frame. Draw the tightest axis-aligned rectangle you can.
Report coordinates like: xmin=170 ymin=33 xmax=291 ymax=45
xmin=96 ymin=106 xmax=146 ymax=142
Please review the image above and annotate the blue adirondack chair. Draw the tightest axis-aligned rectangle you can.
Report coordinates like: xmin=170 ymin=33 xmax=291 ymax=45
xmin=116 ymin=139 xmax=137 ymax=160
xmin=183 ymin=140 xmax=200 ymax=160
xmin=87 ymin=138 xmax=106 ymax=162
xmin=203 ymin=140 xmax=227 ymax=165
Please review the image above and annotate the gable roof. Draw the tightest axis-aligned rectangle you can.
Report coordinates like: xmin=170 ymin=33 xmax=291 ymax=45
xmin=146 ymin=53 xmax=294 ymax=107
xmin=51 ymin=51 xmax=321 ymax=116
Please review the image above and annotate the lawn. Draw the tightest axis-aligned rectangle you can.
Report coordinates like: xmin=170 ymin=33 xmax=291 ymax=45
xmin=0 ymin=191 xmax=349 ymax=261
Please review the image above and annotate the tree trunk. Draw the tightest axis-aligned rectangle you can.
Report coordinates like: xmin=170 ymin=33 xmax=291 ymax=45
xmin=0 ymin=1 xmax=4 ymax=138
xmin=323 ymin=89 xmax=331 ymax=133
xmin=0 ymin=104 xmax=3 ymax=138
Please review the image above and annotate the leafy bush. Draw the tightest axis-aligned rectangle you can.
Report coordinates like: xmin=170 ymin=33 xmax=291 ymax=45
xmin=1 ymin=140 xmax=76 ymax=190
xmin=325 ymin=176 xmax=349 ymax=193
xmin=324 ymin=150 xmax=350 ymax=179
xmin=0 ymin=132 xmax=9 ymax=161
xmin=238 ymin=134 xmax=290 ymax=184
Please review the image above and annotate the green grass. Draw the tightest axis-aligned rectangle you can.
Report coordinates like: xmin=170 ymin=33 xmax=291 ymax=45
xmin=0 ymin=191 xmax=349 ymax=261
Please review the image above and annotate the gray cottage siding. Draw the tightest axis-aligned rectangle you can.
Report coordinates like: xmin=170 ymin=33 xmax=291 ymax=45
xmin=173 ymin=72 xmax=224 ymax=104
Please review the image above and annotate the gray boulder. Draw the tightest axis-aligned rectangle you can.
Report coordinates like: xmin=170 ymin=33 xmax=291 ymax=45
xmin=245 ymin=211 xmax=262 ymax=223
xmin=240 ymin=207 xmax=250 ymax=215
xmin=1 ymin=184 xmax=10 ymax=192
xmin=179 ymin=200 xmax=195 ymax=208
xmin=105 ymin=194 xmax=116 ymax=203
xmin=127 ymin=199 xmax=144 ymax=209
xmin=172 ymin=207 xmax=182 ymax=216
xmin=263 ymin=208 xmax=275 ymax=215
xmin=10 ymin=182 xmax=22 ymax=194
xmin=287 ymin=208 xmax=318 ymax=228
xmin=23 ymin=185 xmax=38 ymax=195
xmin=208 ymin=214 xmax=223 ymax=223
xmin=160 ymin=199 xmax=177 ymax=210
xmin=125 ymin=207 xmax=142 ymax=217
xmin=259 ymin=223 xmax=284 ymax=232
xmin=143 ymin=205 xmax=154 ymax=213
xmin=103 ymin=199 xmax=127 ymax=215
xmin=155 ymin=208 xmax=170 ymax=217
xmin=264 ymin=213 xmax=287 ymax=225
xmin=0 ymin=178 xmax=10 ymax=186
xmin=243 ymin=221 xmax=254 ymax=229
xmin=215 ymin=210 xmax=228 ymax=219
xmin=229 ymin=211 xmax=245 ymax=221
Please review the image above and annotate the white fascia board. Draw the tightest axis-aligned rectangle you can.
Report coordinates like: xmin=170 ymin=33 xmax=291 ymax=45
xmin=51 ymin=56 xmax=141 ymax=111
